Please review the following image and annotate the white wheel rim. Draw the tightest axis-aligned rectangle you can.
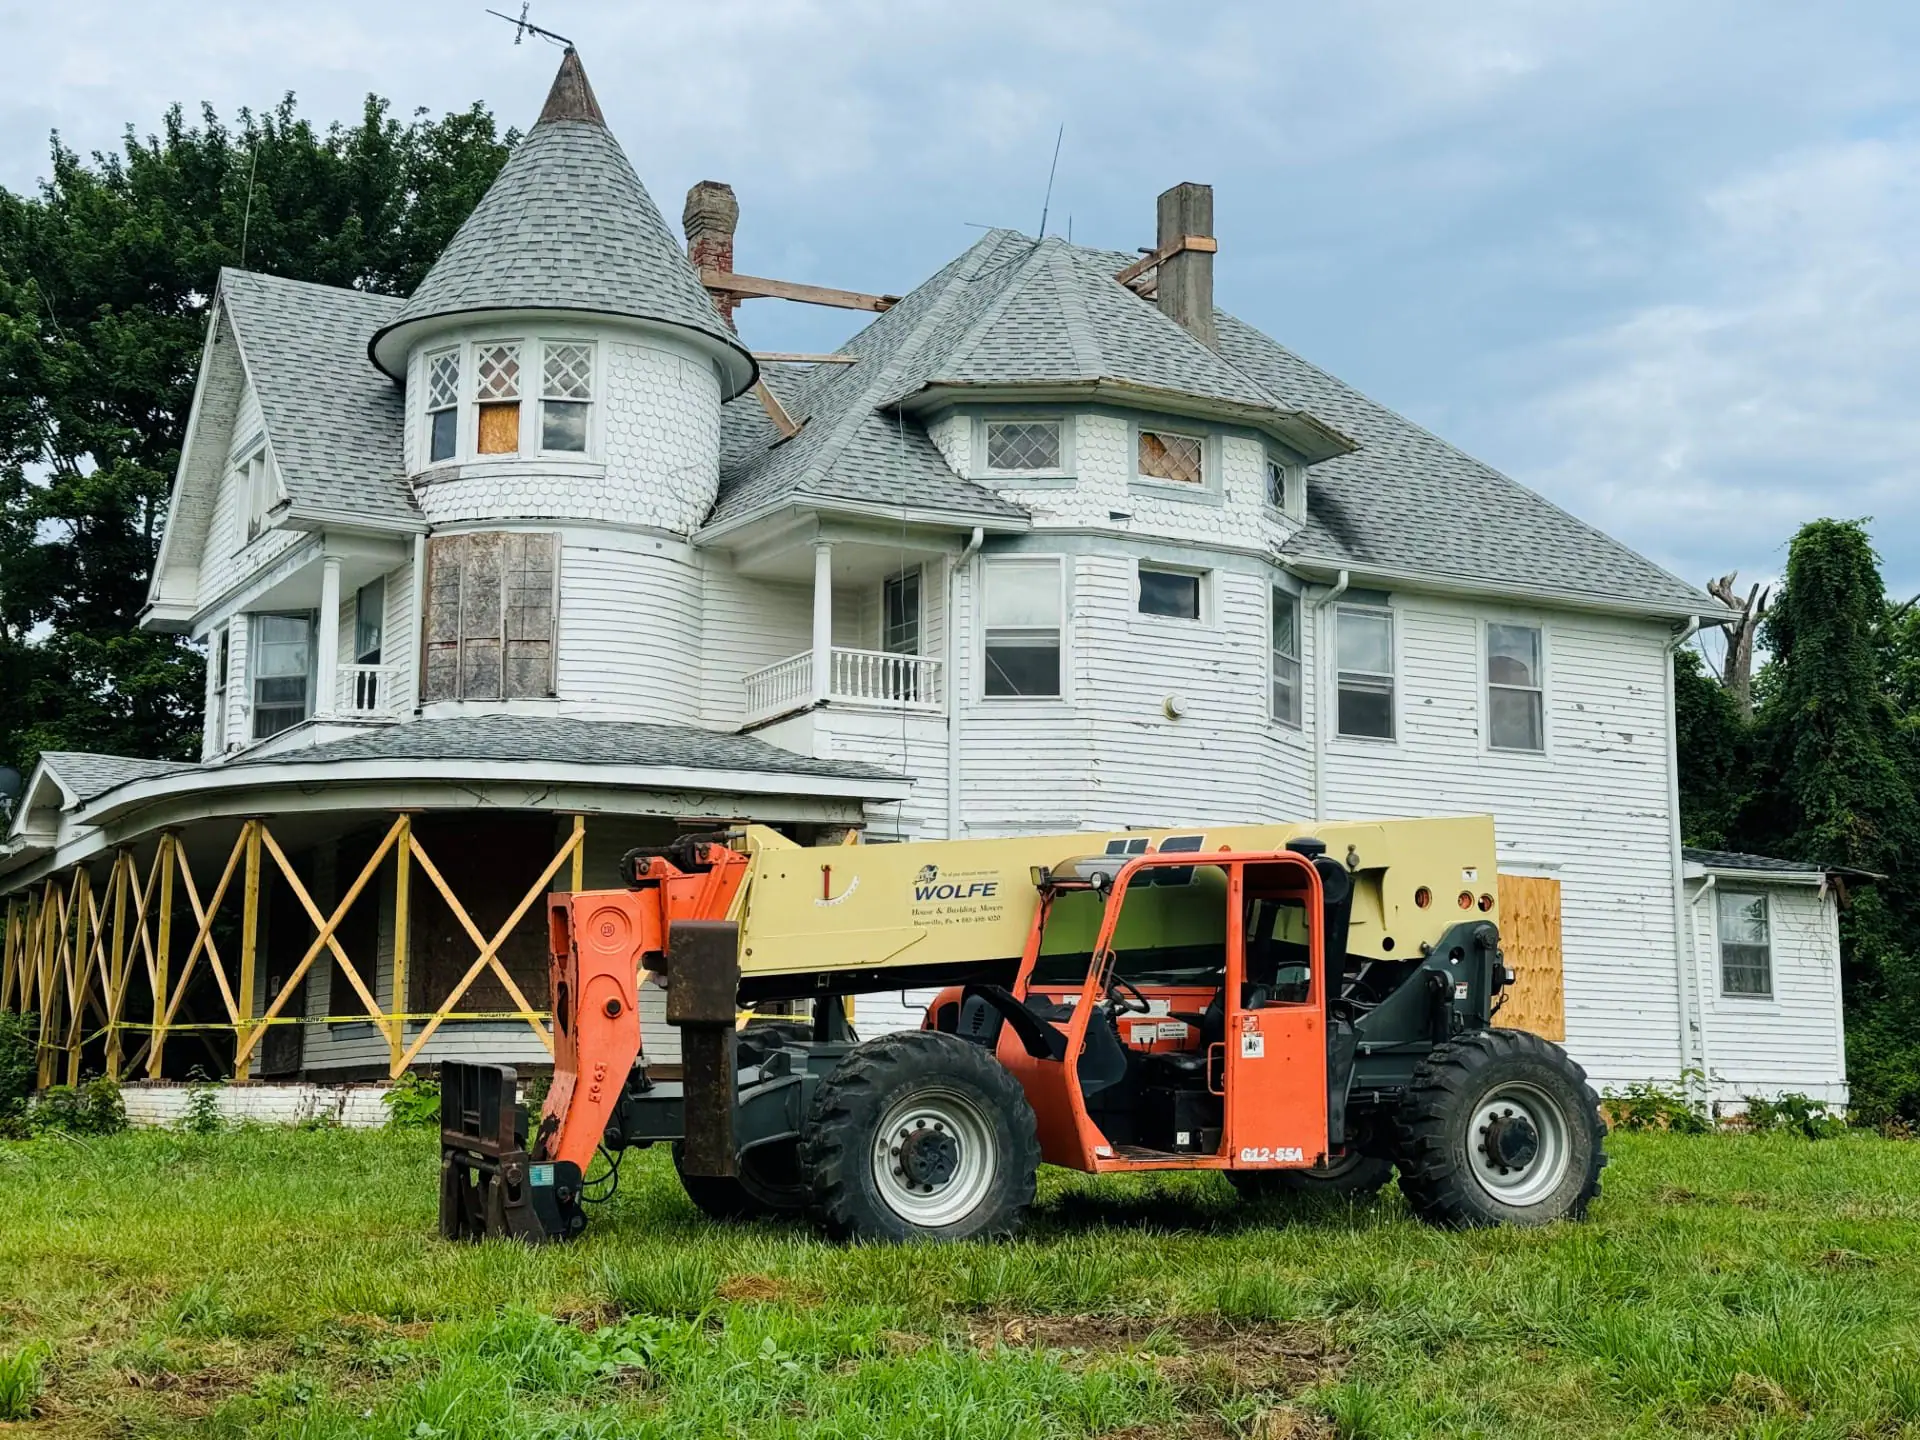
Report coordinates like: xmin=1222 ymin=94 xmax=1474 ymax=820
xmin=871 ymin=1086 xmax=997 ymax=1229
xmin=1468 ymin=1081 xmax=1572 ymax=1208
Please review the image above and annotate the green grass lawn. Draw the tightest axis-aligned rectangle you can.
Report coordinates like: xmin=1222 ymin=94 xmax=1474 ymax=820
xmin=0 ymin=1127 xmax=1917 ymax=1439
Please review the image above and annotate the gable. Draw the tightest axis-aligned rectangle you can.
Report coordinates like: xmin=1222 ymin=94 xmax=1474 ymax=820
xmin=146 ymin=308 xmax=250 ymax=627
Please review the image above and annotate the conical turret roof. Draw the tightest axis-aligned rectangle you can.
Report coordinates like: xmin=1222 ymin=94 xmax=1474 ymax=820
xmin=369 ymin=49 xmax=754 ymax=397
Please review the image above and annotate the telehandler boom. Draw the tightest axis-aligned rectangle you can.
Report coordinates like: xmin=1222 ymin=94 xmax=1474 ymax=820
xmin=439 ymin=816 xmax=1606 ymax=1243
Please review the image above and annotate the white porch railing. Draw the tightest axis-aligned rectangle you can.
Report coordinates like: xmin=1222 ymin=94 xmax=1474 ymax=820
xmin=743 ymin=647 xmax=943 ymax=727
xmin=337 ymin=663 xmax=404 ymax=718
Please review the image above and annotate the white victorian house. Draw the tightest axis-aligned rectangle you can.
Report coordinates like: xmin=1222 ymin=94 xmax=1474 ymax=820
xmin=0 ymin=49 xmax=1851 ymax=1106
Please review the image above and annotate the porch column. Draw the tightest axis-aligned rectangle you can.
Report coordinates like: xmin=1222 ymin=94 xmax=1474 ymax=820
xmin=315 ymin=553 xmax=343 ymax=717
xmin=812 ymin=540 xmax=833 ymax=704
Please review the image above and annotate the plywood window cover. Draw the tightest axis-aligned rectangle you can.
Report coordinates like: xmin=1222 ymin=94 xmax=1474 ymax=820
xmin=423 ymin=532 xmax=557 ymax=703
xmin=1495 ymin=874 xmax=1565 ymax=1042
xmin=1139 ymin=428 xmax=1204 ymax=484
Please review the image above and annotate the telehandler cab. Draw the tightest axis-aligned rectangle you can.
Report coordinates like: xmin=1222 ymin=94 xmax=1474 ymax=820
xmin=439 ymin=816 xmax=1606 ymax=1243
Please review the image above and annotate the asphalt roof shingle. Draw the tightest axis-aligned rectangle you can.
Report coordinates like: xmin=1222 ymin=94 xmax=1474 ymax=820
xmin=37 ymin=752 xmax=199 ymax=805
xmin=230 ymin=715 xmax=901 ymax=784
xmin=1683 ymin=847 xmax=1826 ymax=876
xmin=369 ymin=53 xmax=749 ymax=392
xmin=219 ymin=270 xmax=416 ymax=527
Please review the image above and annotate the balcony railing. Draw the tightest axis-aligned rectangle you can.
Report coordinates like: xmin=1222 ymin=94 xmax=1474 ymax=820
xmin=337 ymin=663 xmax=404 ymax=718
xmin=743 ymin=647 xmax=943 ymax=727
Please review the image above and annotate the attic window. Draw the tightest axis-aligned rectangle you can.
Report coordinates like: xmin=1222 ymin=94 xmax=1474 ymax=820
xmin=985 ymin=420 xmax=1061 ymax=473
xmin=475 ymin=343 xmax=522 ymax=455
xmin=241 ymin=450 xmax=276 ymax=541
xmin=1138 ymin=427 xmax=1204 ymax=484
xmin=1264 ymin=455 xmax=1288 ymax=511
xmin=540 ymin=342 xmax=593 ymax=453
xmin=425 ymin=349 xmax=460 ymax=463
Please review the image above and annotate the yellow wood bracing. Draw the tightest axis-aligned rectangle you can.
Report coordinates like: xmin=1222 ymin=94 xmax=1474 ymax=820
xmin=0 ymin=813 xmax=588 ymax=1083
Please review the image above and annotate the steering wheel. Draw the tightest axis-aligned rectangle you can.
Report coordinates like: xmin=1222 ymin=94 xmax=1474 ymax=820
xmin=1105 ymin=975 xmax=1153 ymax=1014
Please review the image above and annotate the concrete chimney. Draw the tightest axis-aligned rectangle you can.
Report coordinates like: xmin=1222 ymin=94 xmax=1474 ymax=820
xmin=684 ymin=180 xmax=740 ymax=329
xmin=1155 ymin=182 xmax=1215 ymax=348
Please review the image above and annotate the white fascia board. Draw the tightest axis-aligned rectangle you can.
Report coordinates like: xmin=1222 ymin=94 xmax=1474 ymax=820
xmin=189 ymin=535 xmax=324 ymax=633
xmin=283 ymin=502 xmax=427 ymax=537
xmin=79 ymin=756 xmax=914 ymax=830
xmin=147 ymin=304 xmax=226 ymax=605
xmin=1689 ymin=863 xmax=1825 ymax=886
xmin=1281 ymin=556 xmax=1730 ymax=625
xmin=696 ymin=496 xmax=1027 ymax=551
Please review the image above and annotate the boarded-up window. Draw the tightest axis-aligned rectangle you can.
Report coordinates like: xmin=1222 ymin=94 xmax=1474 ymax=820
xmin=423 ymin=532 xmax=556 ymax=701
xmin=1494 ymin=874 xmax=1565 ymax=1041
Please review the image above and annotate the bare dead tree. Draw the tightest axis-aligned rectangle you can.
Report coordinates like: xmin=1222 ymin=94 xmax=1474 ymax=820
xmin=1707 ymin=572 xmax=1769 ymax=718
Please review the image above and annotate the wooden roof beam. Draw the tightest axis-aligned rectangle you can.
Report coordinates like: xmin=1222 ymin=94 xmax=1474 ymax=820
xmin=701 ymin=268 xmax=900 ymax=313
xmin=1115 ymin=234 xmax=1218 ymax=291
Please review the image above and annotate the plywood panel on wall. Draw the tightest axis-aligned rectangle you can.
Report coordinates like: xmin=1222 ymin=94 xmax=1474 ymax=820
xmin=1496 ymin=874 xmax=1565 ymax=1042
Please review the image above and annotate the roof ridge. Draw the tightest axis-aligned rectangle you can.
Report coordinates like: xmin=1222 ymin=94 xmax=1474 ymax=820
xmin=1048 ymin=244 xmax=1104 ymax=376
xmin=785 ymin=231 xmax=1020 ymax=500
xmin=927 ymin=233 xmax=1057 ymax=377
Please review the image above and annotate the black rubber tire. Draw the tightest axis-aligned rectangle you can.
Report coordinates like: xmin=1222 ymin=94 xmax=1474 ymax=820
xmin=800 ymin=1030 xmax=1040 ymax=1243
xmin=1391 ymin=1029 xmax=1607 ymax=1229
xmin=672 ymin=1139 xmax=807 ymax=1221
xmin=1227 ymin=1150 xmax=1396 ymax=1201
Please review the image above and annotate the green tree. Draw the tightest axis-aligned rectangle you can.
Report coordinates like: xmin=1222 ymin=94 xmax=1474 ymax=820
xmin=1746 ymin=519 xmax=1920 ymax=1124
xmin=0 ymin=96 xmax=512 ymax=775
xmin=1673 ymin=646 xmax=1752 ymax=850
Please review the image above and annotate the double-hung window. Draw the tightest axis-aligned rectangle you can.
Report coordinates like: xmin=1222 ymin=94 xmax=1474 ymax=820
xmin=1138 ymin=565 xmax=1201 ymax=620
xmin=1271 ymin=590 xmax=1301 ymax=726
xmin=210 ymin=627 xmax=231 ymax=749
xmin=982 ymin=557 xmax=1063 ymax=698
xmin=984 ymin=419 xmax=1062 ymax=474
xmin=1487 ymin=623 xmax=1545 ymax=751
xmin=540 ymin=341 xmax=593 ymax=452
xmin=251 ymin=612 xmax=315 ymax=740
xmin=1335 ymin=606 xmax=1395 ymax=739
xmin=474 ymin=342 xmax=522 ymax=455
xmin=351 ymin=578 xmax=387 ymax=712
xmin=1717 ymin=891 xmax=1772 ymax=997
xmin=425 ymin=349 xmax=460 ymax=462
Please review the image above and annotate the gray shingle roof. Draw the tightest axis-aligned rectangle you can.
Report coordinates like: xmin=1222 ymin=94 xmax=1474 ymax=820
xmin=219 ymin=270 xmax=418 ymax=527
xmin=37 ymin=752 xmax=199 ymax=805
xmin=712 ymin=227 xmax=1716 ymax=618
xmin=231 ymin=715 xmax=901 ymax=784
xmin=369 ymin=52 xmax=751 ymax=395
xmin=1684 ymin=847 xmax=1825 ymax=876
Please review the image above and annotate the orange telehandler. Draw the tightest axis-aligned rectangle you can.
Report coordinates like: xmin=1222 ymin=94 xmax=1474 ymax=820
xmin=439 ymin=817 xmax=1605 ymax=1243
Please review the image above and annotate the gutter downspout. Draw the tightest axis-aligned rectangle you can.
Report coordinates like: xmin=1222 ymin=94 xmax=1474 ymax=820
xmin=410 ymin=534 xmax=429 ymax=714
xmin=1688 ymin=872 xmax=1718 ymax=1092
xmin=1663 ymin=617 xmax=1704 ymax=1088
xmin=1309 ymin=569 xmax=1350 ymax=822
xmin=946 ymin=527 xmax=985 ymax=840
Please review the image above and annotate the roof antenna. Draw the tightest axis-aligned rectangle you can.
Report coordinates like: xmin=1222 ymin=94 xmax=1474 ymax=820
xmin=237 ymin=139 xmax=260 ymax=270
xmin=485 ymin=3 xmax=574 ymax=48
xmin=1037 ymin=124 xmax=1064 ymax=240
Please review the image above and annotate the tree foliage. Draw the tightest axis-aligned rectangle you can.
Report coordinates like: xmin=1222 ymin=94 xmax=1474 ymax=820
xmin=0 ymin=95 xmax=512 ymax=775
xmin=1680 ymin=519 xmax=1920 ymax=1125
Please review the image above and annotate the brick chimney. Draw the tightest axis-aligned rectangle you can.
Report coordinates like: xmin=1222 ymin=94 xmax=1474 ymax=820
xmin=1155 ymin=181 xmax=1215 ymax=348
xmin=684 ymin=180 xmax=740 ymax=329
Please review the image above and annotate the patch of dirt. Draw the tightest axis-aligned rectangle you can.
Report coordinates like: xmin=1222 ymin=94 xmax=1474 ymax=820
xmin=1100 ymin=1410 xmax=1330 ymax=1440
xmin=1815 ymin=1247 xmax=1874 ymax=1270
xmin=120 ymin=1363 xmax=253 ymax=1413
xmin=716 ymin=1273 xmax=792 ymax=1304
xmin=1655 ymin=1186 xmax=1701 ymax=1204
xmin=968 ymin=1312 xmax=1342 ymax=1393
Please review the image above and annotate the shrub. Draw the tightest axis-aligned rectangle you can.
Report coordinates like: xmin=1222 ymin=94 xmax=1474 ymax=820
xmin=1741 ymin=1092 xmax=1849 ymax=1140
xmin=383 ymin=1070 xmax=441 ymax=1130
xmin=1605 ymin=1076 xmax=1714 ymax=1134
xmin=29 ymin=1077 xmax=127 ymax=1136
xmin=0 ymin=1343 xmax=47 ymax=1420
xmin=0 ymin=1010 xmax=35 ymax=1121
xmin=179 ymin=1077 xmax=225 ymax=1136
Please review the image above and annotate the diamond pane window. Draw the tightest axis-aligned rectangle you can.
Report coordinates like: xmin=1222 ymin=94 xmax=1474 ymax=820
xmin=1265 ymin=455 xmax=1288 ymax=510
xmin=475 ymin=343 xmax=521 ymax=454
xmin=1139 ymin=428 xmax=1204 ymax=484
xmin=985 ymin=420 xmax=1061 ymax=472
xmin=540 ymin=342 xmax=593 ymax=452
xmin=425 ymin=349 xmax=460 ymax=462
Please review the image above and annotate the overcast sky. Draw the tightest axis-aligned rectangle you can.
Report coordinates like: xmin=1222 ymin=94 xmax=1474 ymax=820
xmin=5 ymin=0 xmax=1916 ymax=606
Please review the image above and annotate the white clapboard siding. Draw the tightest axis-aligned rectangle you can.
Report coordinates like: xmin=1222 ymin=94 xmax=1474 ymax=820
xmin=554 ymin=534 xmax=704 ymax=723
xmin=698 ymin=559 xmax=812 ymax=729
xmin=1321 ymin=600 xmax=1685 ymax=1088
xmin=199 ymin=377 xmax=305 ymax=609
xmin=1688 ymin=880 xmax=1847 ymax=1103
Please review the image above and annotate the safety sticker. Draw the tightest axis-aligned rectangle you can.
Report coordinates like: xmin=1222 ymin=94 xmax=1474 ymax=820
xmin=1454 ymin=982 xmax=1469 ymax=1000
xmin=1240 ymin=1032 xmax=1265 ymax=1059
xmin=530 ymin=1164 xmax=555 ymax=1187
xmin=1157 ymin=1020 xmax=1190 ymax=1041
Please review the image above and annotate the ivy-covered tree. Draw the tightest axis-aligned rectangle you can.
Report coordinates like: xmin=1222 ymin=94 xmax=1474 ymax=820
xmin=0 ymin=96 xmax=512 ymax=774
xmin=1673 ymin=647 xmax=1752 ymax=851
xmin=1746 ymin=520 xmax=1920 ymax=1124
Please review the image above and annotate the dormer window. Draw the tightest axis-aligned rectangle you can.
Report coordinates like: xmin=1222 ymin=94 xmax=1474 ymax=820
xmin=1265 ymin=455 xmax=1287 ymax=511
xmin=425 ymin=349 xmax=460 ymax=463
xmin=1138 ymin=427 xmax=1204 ymax=484
xmin=475 ymin=342 xmax=522 ymax=455
xmin=985 ymin=420 xmax=1061 ymax=473
xmin=540 ymin=342 xmax=593 ymax=453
